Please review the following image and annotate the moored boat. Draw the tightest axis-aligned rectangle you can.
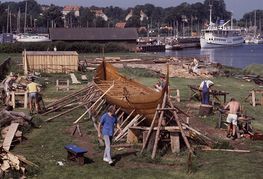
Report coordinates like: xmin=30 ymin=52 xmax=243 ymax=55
xmin=16 ymin=34 xmax=51 ymax=42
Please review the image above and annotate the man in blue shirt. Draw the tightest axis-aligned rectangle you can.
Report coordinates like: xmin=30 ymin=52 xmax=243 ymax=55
xmin=98 ymin=105 xmax=122 ymax=165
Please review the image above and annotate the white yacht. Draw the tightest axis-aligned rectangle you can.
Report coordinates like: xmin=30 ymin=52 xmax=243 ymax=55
xmin=200 ymin=6 xmax=244 ymax=48
xmin=16 ymin=34 xmax=51 ymax=42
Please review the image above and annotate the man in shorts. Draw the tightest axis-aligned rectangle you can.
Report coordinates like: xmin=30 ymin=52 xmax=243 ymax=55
xmin=224 ymin=98 xmax=240 ymax=140
xmin=27 ymin=78 xmax=40 ymax=114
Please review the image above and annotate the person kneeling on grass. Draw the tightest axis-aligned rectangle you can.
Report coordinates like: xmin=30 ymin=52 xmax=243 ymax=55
xmin=224 ymin=98 xmax=240 ymax=140
xmin=27 ymin=78 xmax=41 ymax=114
xmin=98 ymin=105 xmax=122 ymax=165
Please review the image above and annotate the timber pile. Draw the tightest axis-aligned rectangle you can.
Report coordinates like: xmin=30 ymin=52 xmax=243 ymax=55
xmin=43 ymin=82 xmax=104 ymax=122
xmin=0 ymin=147 xmax=38 ymax=178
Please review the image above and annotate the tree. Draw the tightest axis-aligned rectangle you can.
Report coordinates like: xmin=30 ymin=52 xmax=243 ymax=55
xmin=43 ymin=4 xmax=63 ymax=28
xmin=79 ymin=7 xmax=95 ymax=27
xmin=125 ymin=15 xmax=141 ymax=28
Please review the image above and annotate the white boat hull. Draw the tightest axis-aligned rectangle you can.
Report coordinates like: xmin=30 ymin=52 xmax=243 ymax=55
xmin=200 ymin=37 xmax=244 ymax=48
xmin=16 ymin=35 xmax=51 ymax=42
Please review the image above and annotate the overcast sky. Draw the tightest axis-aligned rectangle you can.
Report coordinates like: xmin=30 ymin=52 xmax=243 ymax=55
xmin=2 ymin=0 xmax=263 ymax=19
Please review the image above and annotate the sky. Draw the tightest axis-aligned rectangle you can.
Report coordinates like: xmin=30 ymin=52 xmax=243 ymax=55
xmin=1 ymin=0 xmax=263 ymax=19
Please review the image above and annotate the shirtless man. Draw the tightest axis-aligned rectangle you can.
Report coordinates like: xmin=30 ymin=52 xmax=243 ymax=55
xmin=224 ymin=98 xmax=240 ymax=140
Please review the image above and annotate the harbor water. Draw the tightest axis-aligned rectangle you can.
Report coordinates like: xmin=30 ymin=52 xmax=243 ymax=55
xmin=161 ymin=44 xmax=263 ymax=69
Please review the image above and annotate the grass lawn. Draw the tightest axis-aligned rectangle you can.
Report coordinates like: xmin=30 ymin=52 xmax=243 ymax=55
xmin=1 ymin=54 xmax=263 ymax=178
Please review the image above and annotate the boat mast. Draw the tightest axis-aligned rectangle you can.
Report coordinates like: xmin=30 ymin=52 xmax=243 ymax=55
xmin=209 ymin=4 xmax=212 ymax=26
xmin=24 ymin=1 xmax=27 ymax=33
xmin=254 ymin=10 xmax=257 ymax=36
xmin=231 ymin=12 xmax=233 ymax=30
xmin=7 ymin=5 xmax=9 ymax=33
xmin=17 ymin=8 xmax=21 ymax=33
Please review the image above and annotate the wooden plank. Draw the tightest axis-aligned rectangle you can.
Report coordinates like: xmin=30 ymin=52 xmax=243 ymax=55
xmin=81 ymin=75 xmax=88 ymax=80
xmin=70 ymin=73 xmax=81 ymax=84
xmin=3 ymin=123 xmax=19 ymax=151
xmin=127 ymin=129 xmax=139 ymax=144
xmin=202 ymin=148 xmax=250 ymax=153
xmin=152 ymin=93 xmax=167 ymax=159
xmin=170 ymin=132 xmax=180 ymax=153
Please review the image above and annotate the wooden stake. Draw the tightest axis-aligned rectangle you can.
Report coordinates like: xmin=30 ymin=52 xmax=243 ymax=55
xmin=73 ymin=83 xmax=114 ymax=124
xmin=152 ymin=93 xmax=167 ymax=159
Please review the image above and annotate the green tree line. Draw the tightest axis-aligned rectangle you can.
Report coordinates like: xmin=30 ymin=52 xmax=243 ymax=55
xmin=0 ymin=0 xmax=261 ymax=34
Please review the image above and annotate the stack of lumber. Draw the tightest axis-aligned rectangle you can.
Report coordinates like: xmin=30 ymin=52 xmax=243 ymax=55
xmin=0 ymin=109 xmax=32 ymax=151
xmin=44 ymin=82 xmax=103 ymax=122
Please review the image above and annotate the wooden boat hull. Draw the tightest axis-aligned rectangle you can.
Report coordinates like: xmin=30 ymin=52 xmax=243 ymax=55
xmin=94 ymin=61 xmax=165 ymax=125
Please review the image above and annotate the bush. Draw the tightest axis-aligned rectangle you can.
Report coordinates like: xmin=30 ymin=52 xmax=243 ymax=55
xmin=0 ymin=41 xmax=129 ymax=53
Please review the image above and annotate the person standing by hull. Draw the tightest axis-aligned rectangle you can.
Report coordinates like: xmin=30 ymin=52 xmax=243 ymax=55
xmin=98 ymin=105 xmax=122 ymax=165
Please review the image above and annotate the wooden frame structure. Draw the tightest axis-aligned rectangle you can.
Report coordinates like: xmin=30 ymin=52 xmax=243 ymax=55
xmin=244 ymin=89 xmax=263 ymax=107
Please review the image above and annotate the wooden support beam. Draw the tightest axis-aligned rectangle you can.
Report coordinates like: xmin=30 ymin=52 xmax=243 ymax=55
xmin=152 ymin=93 xmax=167 ymax=159
xmin=141 ymin=104 xmax=160 ymax=154
xmin=169 ymin=99 xmax=194 ymax=154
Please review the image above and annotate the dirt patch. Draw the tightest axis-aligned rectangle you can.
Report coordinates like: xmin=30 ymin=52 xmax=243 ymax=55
xmin=65 ymin=125 xmax=96 ymax=158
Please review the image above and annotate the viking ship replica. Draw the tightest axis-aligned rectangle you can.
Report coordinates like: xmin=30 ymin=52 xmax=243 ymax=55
xmin=94 ymin=61 xmax=167 ymax=125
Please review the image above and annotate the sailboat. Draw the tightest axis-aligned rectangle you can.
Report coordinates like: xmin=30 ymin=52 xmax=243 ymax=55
xmin=15 ymin=1 xmax=50 ymax=43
